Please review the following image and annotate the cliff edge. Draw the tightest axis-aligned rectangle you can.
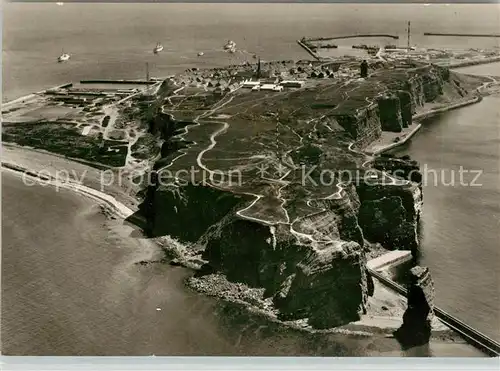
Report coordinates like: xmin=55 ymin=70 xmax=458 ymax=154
xmin=136 ymin=62 xmax=478 ymax=328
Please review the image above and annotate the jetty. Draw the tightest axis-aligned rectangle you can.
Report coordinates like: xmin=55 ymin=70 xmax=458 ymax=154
xmin=79 ymin=79 xmax=156 ymax=85
xmin=368 ymin=95 xmax=482 ymax=155
xmin=425 ymin=32 xmax=500 ymax=38
xmin=305 ymin=34 xmax=399 ymax=42
xmin=296 ymin=39 xmax=321 ymax=60
xmin=367 ymin=250 xmax=412 ymax=271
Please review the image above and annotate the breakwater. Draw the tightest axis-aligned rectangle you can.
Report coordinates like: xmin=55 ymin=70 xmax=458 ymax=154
xmin=306 ymin=34 xmax=399 ymax=42
xmin=80 ymin=80 xmax=156 ymax=85
xmin=425 ymin=32 xmax=500 ymax=38
xmin=46 ymin=83 xmax=73 ymax=91
xmin=296 ymin=39 xmax=321 ymax=60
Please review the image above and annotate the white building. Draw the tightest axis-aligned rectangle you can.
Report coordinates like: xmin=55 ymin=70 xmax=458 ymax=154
xmin=242 ymin=80 xmax=261 ymax=88
xmin=260 ymin=84 xmax=277 ymax=91
xmin=259 ymin=84 xmax=283 ymax=92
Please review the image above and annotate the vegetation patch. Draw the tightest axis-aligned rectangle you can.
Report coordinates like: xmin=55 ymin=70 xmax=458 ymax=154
xmin=131 ymin=133 xmax=161 ymax=160
xmin=2 ymin=121 xmax=127 ymax=167
xmin=108 ymin=130 xmax=127 ymax=141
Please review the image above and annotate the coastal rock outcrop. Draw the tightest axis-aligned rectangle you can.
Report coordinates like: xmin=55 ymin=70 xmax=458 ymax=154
xmin=334 ymin=103 xmax=382 ymax=147
xmin=356 ymin=182 xmax=422 ymax=253
xmin=406 ymin=65 xmax=449 ymax=106
xmin=422 ymin=69 xmax=444 ymax=102
xmin=333 ymin=64 xmax=455 ymax=144
xmin=168 ymin=185 xmax=369 ymax=328
xmin=397 ymin=90 xmax=413 ymax=128
xmin=394 ymin=266 xmax=435 ymax=348
xmin=274 ymin=241 xmax=368 ymax=328
xmin=374 ymin=154 xmax=422 ymax=184
xmin=141 ymin=164 xmax=371 ymax=328
xmin=145 ymin=182 xmax=246 ymax=240
xmin=377 ymin=93 xmax=403 ymax=132
xmin=355 ymin=156 xmax=423 ymax=254
xmin=202 ymin=217 xmax=368 ymax=329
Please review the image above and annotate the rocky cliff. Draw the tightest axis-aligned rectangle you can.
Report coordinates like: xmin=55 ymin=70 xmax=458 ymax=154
xmin=332 ymin=63 xmax=461 ymax=140
xmin=404 ymin=65 xmax=449 ymax=111
xmin=373 ymin=154 xmax=422 ymax=184
xmin=334 ymin=103 xmax=382 ymax=147
xmin=137 ymin=63 xmax=476 ymax=329
xmin=357 ymin=182 xmax=422 ymax=253
xmin=143 ymin=168 xmax=421 ymax=327
xmin=146 ymin=177 xmax=369 ymax=328
xmin=394 ymin=266 xmax=435 ymax=348
xmin=377 ymin=93 xmax=404 ymax=132
xmin=357 ymin=154 xmax=424 ymax=254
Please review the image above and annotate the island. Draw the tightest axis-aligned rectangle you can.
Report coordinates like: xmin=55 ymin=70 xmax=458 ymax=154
xmin=3 ymin=48 xmax=499 ymax=354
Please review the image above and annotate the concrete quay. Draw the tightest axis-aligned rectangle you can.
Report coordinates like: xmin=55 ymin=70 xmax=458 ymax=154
xmin=367 ymin=95 xmax=481 ymax=155
xmin=367 ymin=250 xmax=413 ymax=271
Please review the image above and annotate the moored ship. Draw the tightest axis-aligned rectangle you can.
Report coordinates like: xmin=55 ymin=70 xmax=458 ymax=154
xmin=153 ymin=42 xmax=164 ymax=54
xmin=57 ymin=50 xmax=70 ymax=62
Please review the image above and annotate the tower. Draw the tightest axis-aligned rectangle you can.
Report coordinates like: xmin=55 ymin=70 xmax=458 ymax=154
xmin=360 ymin=60 xmax=368 ymax=78
xmin=407 ymin=21 xmax=411 ymax=53
xmin=256 ymin=57 xmax=261 ymax=79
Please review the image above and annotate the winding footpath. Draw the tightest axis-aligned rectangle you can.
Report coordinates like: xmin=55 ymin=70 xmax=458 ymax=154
xmin=156 ymin=80 xmax=416 ymax=247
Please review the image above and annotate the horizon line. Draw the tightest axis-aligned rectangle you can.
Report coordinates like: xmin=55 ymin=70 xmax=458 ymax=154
xmin=8 ymin=0 xmax=500 ymax=4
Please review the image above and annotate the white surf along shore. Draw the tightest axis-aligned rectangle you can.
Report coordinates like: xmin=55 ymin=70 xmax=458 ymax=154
xmin=2 ymin=161 xmax=134 ymax=220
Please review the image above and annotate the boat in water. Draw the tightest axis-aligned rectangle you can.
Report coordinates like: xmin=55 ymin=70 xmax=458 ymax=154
xmin=57 ymin=50 xmax=70 ymax=62
xmin=197 ymin=52 xmax=204 ymax=57
xmin=153 ymin=42 xmax=164 ymax=54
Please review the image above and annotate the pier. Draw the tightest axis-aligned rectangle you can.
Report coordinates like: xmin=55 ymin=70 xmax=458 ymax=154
xmin=46 ymin=83 xmax=73 ymax=91
xmin=79 ymin=79 xmax=156 ymax=85
xmin=296 ymin=39 xmax=321 ymax=61
xmin=368 ymin=95 xmax=482 ymax=155
xmin=425 ymin=32 xmax=500 ymax=38
xmin=367 ymin=250 xmax=412 ymax=271
xmin=370 ymin=124 xmax=422 ymax=155
xmin=305 ymin=34 xmax=399 ymax=42
xmin=368 ymin=268 xmax=500 ymax=357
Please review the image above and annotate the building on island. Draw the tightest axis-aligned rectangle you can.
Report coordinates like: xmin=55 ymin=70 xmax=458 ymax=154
xmin=280 ymin=80 xmax=305 ymax=88
xmin=242 ymin=80 xmax=261 ymax=89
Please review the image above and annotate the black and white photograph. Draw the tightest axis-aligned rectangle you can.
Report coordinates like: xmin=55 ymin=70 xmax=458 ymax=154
xmin=1 ymin=0 xmax=499 ymax=365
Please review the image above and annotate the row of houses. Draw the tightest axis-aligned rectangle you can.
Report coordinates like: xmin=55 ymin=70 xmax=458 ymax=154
xmin=51 ymin=96 xmax=91 ymax=105
xmin=213 ymin=82 xmax=241 ymax=95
